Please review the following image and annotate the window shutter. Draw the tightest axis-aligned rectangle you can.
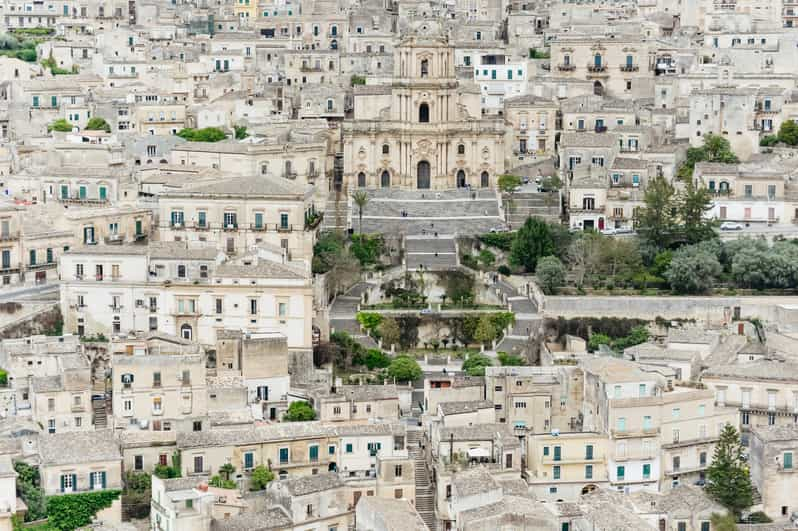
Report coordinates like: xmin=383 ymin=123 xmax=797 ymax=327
xmin=60 ymin=475 xmax=65 ymax=493
xmin=101 ymin=471 xmax=107 ymax=489
xmin=71 ymin=474 xmax=77 ymax=491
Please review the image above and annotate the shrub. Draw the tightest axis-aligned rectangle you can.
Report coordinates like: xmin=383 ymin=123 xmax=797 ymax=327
xmin=497 ymin=264 xmax=511 ymax=276
xmin=497 ymin=352 xmax=525 ymax=366
xmin=85 ymin=117 xmax=111 ymax=132
xmin=759 ymin=135 xmax=779 ymax=147
xmin=0 ymin=370 xmax=7 ymax=386
xmin=350 ymin=234 xmax=383 ymax=266
xmin=479 ymin=249 xmax=495 ymax=266
xmin=283 ymin=401 xmax=316 ymax=421
xmin=356 ymin=312 xmax=382 ymax=334
xmin=363 ymin=349 xmax=391 ymax=370
xmin=386 ymin=355 xmax=422 ymax=382
xmin=176 ymin=127 xmax=226 ymax=142
xmin=588 ymin=333 xmax=611 ymax=352
xmin=351 ymin=74 xmax=366 ymax=85
xmin=47 ymin=490 xmax=121 ymax=530
xmin=462 ymin=353 xmax=493 ymax=376
xmin=234 ymin=125 xmax=248 ymax=139
xmin=479 ymin=232 xmax=515 ymax=251
xmin=249 ymin=465 xmax=274 ymax=490
xmin=48 ymin=119 xmax=73 ymax=132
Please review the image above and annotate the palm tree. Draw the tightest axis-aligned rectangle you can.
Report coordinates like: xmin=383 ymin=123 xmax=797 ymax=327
xmin=352 ymin=190 xmax=369 ymax=234
xmin=219 ymin=463 xmax=236 ymax=482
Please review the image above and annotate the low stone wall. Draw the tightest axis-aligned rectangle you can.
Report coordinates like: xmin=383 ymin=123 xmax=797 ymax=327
xmin=545 ymin=295 xmax=798 ymax=324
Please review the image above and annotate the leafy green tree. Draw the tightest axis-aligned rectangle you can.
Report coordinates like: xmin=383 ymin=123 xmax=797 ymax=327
xmin=85 ymin=117 xmax=111 ymax=132
xmin=497 ymin=352 xmax=525 ymax=366
xmin=48 ymin=118 xmax=73 ymax=132
xmin=611 ymin=325 xmax=650 ymax=351
xmin=677 ymin=134 xmax=738 ymax=181
xmin=14 ymin=461 xmax=46 ymax=521
xmin=283 ymin=401 xmax=316 ymax=421
xmin=379 ymin=317 xmax=401 ymax=348
xmin=498 ymin=174 xmax=522 ymax=193
xmin=209 ymin=475 xmax=236 ymax=489
xmin=176 ymin=127 xmax=226 ymax=142
xmin=462 ymin=353 xmax=494 ymax=376
xmin=510 ymin=217 xmax=555 ymax=272
xmin=363 ymin=349 xmax=391 ymax=369
xmin=666 ymin=246 xmax=722 ymax=294
xmin=386 ymin=355 xmax=422 ymax=382
xmin=352 ymin=191 xmax=369 ymax=234
xmin=778 ymin=119 xmax=798 ymax=146
xmin=678 ymin=180 xmax=716 ymax=244
xmin=356 ymin=312 xmax=383 ymax=334
xmin=535 ymin=255 xmax=565 ymax=294
xmin=234 ymin=125 xmax=248 ymax=139
xmin=588 ymin=333 xmax=611 ymax=352
xmin=249 ymin=465 xmax=275 ymax=490
xmin=474 ymin=314 xmax=497 ymax=347
xmin=479 ymin=249 xmax=495 ymax=266
xmin=635 ymin=174 xmax=676 ymax=248
xmin=760 ymin=135 xmax=779 ymax=147
xmin=350 ymin=234 xmax=383 ymax=266
xmin=706 ymin=424 xmax=754 ymax=519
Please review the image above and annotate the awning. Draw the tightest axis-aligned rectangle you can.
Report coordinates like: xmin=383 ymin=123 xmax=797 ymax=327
xmin=467 ymin=447 xmax=490 ymax=458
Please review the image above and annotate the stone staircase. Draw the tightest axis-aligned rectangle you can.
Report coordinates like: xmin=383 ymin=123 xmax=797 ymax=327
xmin=92 ymin=398 xmax=108 ymax=429
xmin=504 ymin=191 xmax=560 ymax=228
xmin=358 ymin=189 xmax=504 ymax=236
xmin=320 ymin=193 xmax=349 ymax=233
xmin=405 ymin=235 xmax=458 ymax=271
xmin=407 ymin=428 xmax=436 ymax=530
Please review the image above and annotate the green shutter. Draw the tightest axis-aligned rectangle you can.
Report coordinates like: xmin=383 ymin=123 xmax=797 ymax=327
xmin=785 ymin=452 xmax=793 ymax=469
xmin=60 ymin=475 xmax=65 ymax=493
xmin=101 ymin=471 xmax=106 ymax=489
xmin=71 ymin=474 xmax=77 ymax=491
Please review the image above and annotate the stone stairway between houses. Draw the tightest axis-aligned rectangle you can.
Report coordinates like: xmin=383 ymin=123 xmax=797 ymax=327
xmin=92 ymin=398 xmax=108 ymax=429
xmin=407 ymin=428 xmax=436 ymax=530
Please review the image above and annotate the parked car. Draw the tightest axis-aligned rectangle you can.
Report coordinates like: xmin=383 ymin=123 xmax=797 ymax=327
xmin=489 ymin=226 xmax=509 ymax=233
xmin=420 ymin=308 xmax=433 ymax=315
xmin=720 ymin=221 xmax=744 ymax=231
xmin=601 ymin=228 xmax=617 ymax=235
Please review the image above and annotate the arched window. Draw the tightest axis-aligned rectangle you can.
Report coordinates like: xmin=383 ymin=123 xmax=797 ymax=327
xmin=381 ymin=171 xmax=390 ymax=188
xmin=481 ymin=172 xmax=490 ymax=188
xmin=357 ymin=172 xmax=366 ymax=188
xmin=382 ymin=144 xmax=390 ymax=155
xmin=180 ymin=324 xmax=193 ymax=341
xmin=419 ymin=103 xmax=430 ymax=123
xmin=420 ymin=58 xmax=429 ymax=78
xmin=330 ymin=40 xmax=338 ymax=50
xmin=457 ymin=144 xmax=465 ymax=155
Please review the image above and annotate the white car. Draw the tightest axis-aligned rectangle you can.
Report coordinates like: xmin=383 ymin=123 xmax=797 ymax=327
xmin=720 ymin=222 xmax=744 ymax=231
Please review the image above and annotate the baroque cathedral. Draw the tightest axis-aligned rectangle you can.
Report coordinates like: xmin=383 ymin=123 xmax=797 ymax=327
xmin=342 ymin=21 xmax=507 ymax=191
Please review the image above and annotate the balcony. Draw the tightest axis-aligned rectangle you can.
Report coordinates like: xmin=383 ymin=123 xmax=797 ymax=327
xmin=0 ymin=231 xmax=19 ymax=242
xmin=754 ymin=104 xmax=779 ymax=114
xmin=557 ymin=64 xmax=575 ymax=71
xmin=222 ymin=223 xmax=238 ymax=231
xmin=283 ymin=171 xmax=298 ymax=180
xmin=277 ymin=224 xmax=293 ymax=233
xmin=664 ymin=463 xmax=707 ymax=476
xmin=192 ymin=222 xmax=210 ymax=231
xmin=586 ymin=64 xmax=607 ymax=73
xmin=661 ymin=435 xmax=719 ymax=450
xmin=27 ymin=262 xmax=56 ymax=271
xmin=611 ymin=427 xmax=660 ymax=439
xmin=105 ymin=235 xmax=124 ymax=245
xmin=619 ymin=65 xmax=639 ymax=72
xmin=109 ymin=305 xmax=123 ymax=312
xmin=250 ymin=223 xmax=267 ymax=232
xmin=58 ymin=197 xmax=109 ymax=207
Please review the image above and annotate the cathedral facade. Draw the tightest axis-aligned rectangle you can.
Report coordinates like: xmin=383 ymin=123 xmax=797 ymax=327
xmin=342 ymin=22 xmax=506 ymax=191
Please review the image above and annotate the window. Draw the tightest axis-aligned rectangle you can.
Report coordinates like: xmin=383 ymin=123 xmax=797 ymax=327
xmin=60 ymin=473 xmax=75 ymax=493
xmin=279 ymin=447 xmax=289 ymax=464
xmin=677 ymin=523 xmax=686 ymax=531
xmin=153 ymin=397 xmax=162 ymax=413
xmin=613 ymin=385 xmax=621 ymax=398
xmin=91 ymin=471 xmax=106 ymax=490
xmin=639 ymin=384 xmax=646 ymax=396
xmin=642 ymin=463 xmax=651 ymax=479
xmin=193 ymin=421 xmax=202 ymax=432
xmin=153 ymin=372 xmax=161 ymax=387
xmin=700 ymin=451 xmax=707 ymax=466
xmin=616 ymin=417 xmax=626 ymax=432
xmin=672 ymin=408 xmax=680 ymax=419
xmin=345 ymin=443 xmax=353 ymax=454
xmin=553 ymin=465 xmax=561 ymax=480
xmin=394 ymin=488 xmax=403 ymax=499
xmin=134 ymin=455 xmax=143 ymax=471
xmin=543 ymin=446 xmax=549 ymax=456
xmin=177 ymin=265 xmax=186 ymax=278
xmin=309 ymin=445 xmax=319 ymax=462
xmin=394 ymin=465 xmax=402 ymax=477
xmin=250 ymin=299 xmax=258 ymax=315
xmin=585 ymin=445 xmax=594 ymax=460
xmin=194 ymin=455 xmax=204 ymax=474
xmin=280 ymin=212 xmax=289 ymax=229
xmin=701 ymin=523 xmax=710 ymax=531
xmin=48 ymin=419 xmax=55 ymax=434
xmin=784 ymin=452 xmax=793 ymax=469
xmin=457 ymin=144 xmax=465 ymax=155
xmin=553 ymin=446 xmax=561 ymax=461
xmin=585 ymin=464 xmax=593 ymax=479
xmin=617 ymin=465 xmax=625 ymax=481
xmin=244 ymin=452 xmax=254 ymax=470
